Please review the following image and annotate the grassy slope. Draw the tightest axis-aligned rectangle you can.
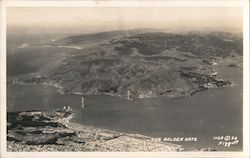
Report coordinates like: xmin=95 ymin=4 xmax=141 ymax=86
xmin=8 ymin=31 xmax=243 ymax=99
xmin=45 ymin=32 xmax=242 ymax=98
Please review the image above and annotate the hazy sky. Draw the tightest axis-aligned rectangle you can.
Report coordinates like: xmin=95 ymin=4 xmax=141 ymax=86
xmin=7 ymin=7 xmax=243 ymax=33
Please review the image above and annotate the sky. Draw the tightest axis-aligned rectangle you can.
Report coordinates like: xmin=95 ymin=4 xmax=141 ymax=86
xmin=7 ymin=7 xmax=243 ymax=33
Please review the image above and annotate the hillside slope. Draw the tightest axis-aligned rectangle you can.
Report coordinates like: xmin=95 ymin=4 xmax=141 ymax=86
xmin=9 ymin=31 xmax=242 ymax=99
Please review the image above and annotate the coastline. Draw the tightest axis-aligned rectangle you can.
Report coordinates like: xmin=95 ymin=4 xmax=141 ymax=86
xmin=7 ymin=109 xmax=183 ymax=152
xmin=7 ymin=60 xmax=233 ymax=101
xmin=6 ymin=56 xmax=242 ymax=152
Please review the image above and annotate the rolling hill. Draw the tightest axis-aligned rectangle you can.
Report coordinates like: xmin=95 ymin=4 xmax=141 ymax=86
xmin=8 ymin=30 xmax=243 ymax=99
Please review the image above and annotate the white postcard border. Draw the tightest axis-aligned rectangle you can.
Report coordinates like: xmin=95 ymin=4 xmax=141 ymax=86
xmin=0 ymin=1 xmax=249 ymax=158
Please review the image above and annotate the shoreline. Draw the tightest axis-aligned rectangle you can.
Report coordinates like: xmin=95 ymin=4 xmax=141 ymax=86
xmin=6 ymin=56 xmax=242 ymax=152
xmin=7 ymin=69 xmax=232 ymax=101
xmin=7 ymin=109 xmax=184 ymax=152
xmin=7 ymin=56 xmax=240 ymax=100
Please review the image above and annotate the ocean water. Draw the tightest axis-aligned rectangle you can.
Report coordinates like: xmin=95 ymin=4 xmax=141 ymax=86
xmin=7 ymin=62 xmax=243 ymax=151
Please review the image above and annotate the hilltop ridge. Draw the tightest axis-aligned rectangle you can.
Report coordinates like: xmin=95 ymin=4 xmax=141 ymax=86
xmin=8 ymin=30 xmax=243 ymax=99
